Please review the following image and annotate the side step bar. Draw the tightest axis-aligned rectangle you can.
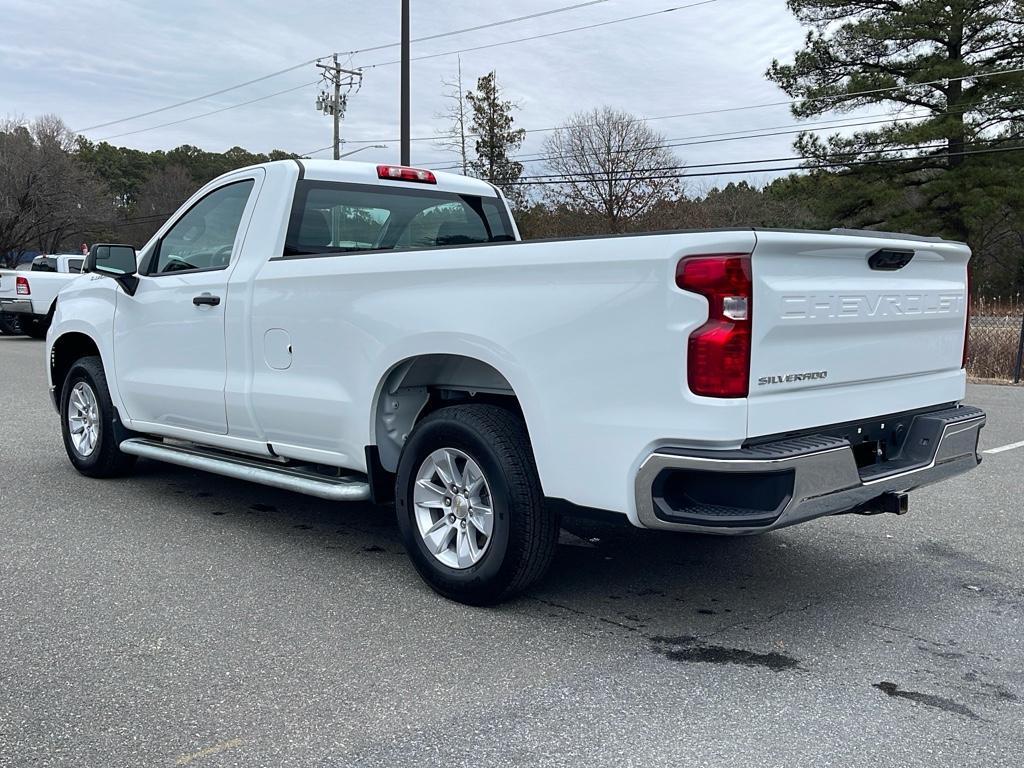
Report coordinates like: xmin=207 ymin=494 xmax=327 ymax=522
xmin=119 ymin=438 xmax=371 ymax=502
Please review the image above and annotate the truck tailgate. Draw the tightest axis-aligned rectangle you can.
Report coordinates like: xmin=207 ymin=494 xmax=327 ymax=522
xmin=747 ymin=230 xmax=970 ymax=438
xmin=0 ymin=271 xmax=15 ymax=300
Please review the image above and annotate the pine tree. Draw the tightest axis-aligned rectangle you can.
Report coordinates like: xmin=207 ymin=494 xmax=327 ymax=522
xmin=767 ymin=0 xmax=1024 ymax=240
xmin=466 ymin=71 xmax=526 ymax=195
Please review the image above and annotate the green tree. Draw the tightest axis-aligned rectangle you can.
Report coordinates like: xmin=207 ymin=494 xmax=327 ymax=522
xmin=466 ymin=71 xmax=526 ymax=195
xmin=767 ymin=0 xmax=1024 ymax=244
xmin=74 ymin=137 xmax=157 ymax=207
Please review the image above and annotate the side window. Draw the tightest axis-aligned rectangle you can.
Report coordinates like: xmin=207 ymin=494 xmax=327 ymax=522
xmin=67 ymin=259 xmax=84 ymax=273
xmin=152 ymin=180 xmax=254 ymax=274
xmin=403 ymin=201 xmax=489 ymax=248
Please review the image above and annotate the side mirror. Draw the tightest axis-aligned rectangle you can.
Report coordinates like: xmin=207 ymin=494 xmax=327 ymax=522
xmin=86 ymin=244 xmax=139 ymax=295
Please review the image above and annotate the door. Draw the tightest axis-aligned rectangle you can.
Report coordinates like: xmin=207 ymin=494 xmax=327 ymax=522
xmin=114 ymin=178 xmax=257 ymax=433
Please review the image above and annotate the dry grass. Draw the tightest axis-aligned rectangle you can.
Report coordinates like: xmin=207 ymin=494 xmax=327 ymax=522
xmin=973 ymin=295 xmax=1022 ymax=318
xmin=968 ymin=298 xmax=1023 ymax=381
xmin=968 ymin=324 xmax=1021 ymax=381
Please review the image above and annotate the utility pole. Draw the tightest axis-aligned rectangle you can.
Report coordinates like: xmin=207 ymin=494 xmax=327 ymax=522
xmin=316 ymin=54 xmax=363 ymax=160
xmin=401 ymin=0 xmax=411 ymax=165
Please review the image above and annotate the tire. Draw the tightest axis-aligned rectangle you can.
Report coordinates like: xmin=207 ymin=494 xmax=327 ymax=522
xmin=395 ymin=404 xmax=559 ymax=605
xmin=0 ymin=313 xmax=22 ymax=336
xmin=60 ymin=356 xmax=137 ymax=478
xmin=23 ymin=314 xmax=50 ymax=340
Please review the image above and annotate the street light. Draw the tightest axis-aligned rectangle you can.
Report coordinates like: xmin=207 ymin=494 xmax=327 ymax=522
xmin=338 ymin=144 xmax=388 ymax=159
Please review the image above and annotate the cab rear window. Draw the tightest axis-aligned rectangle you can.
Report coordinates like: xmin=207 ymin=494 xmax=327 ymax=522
xmin=283 ymin=181 xmax=514 ymax=258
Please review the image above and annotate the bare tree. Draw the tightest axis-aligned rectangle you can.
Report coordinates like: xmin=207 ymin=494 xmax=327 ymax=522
xmin=0 ymin=117 xmax=36 ymax=266
xmin=434 ymin=57 xmax=471 ymax=175
xmin=542 ymin=107 xmax=683 ymax=233
xmin=0 ymin=115 xmax=112 ymax=265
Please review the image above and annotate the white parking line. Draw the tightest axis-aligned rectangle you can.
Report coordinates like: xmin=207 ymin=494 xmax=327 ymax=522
xmin=984 ymin=440 xmax=1024 ymax=455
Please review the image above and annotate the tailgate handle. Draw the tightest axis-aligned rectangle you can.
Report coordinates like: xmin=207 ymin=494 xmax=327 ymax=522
xmin=868 ymin=249 xmax=914 ymax=271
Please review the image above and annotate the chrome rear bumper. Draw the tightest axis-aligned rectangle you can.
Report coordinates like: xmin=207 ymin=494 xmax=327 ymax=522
xmin=635 ymin=405 xmax=985 ymax=534
xmin=0 ymin=298 xmax=33 ymax=314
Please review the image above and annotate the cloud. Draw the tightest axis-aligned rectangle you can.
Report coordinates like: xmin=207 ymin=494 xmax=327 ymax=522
xmin=0 ymin=0 xmax=825 ymax=185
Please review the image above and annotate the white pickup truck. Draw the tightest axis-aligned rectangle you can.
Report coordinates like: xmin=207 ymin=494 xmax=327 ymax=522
xmin=45 ymin=160 xmax=985 ymax=604
xmin=0 ymin=253 xmax=87 ymax=337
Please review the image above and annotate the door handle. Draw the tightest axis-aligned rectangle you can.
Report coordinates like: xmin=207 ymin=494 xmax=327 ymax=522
xmin=193 ymin=293 xmax=221 ymax=307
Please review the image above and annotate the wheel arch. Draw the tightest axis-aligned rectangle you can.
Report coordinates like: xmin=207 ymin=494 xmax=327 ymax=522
xmin=370 ymin=353 xmax=528 ymax=474
xmin=50 ymin=331 xmax=103 ymax=409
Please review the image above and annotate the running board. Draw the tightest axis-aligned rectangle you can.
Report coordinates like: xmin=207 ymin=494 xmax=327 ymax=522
xmin=119 ymin=438 xmax=371 ymax=502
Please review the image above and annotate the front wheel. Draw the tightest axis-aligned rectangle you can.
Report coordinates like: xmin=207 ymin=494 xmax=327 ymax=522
xmin=395 ymin=405 xmax=559 ymax=605
xmin=60 ymin=356 xmax=137 ymax=478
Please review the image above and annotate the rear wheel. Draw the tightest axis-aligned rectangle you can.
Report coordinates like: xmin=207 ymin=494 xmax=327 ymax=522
xmin=60 ymin=356 xmax=137 ymax=478
xmin=395 ymin=405 xmax=559 ymax=605
xmin=0 ymin=314 xmax=22 ymax=336
xmin=22 ymin=315 xmax=50 ymax=340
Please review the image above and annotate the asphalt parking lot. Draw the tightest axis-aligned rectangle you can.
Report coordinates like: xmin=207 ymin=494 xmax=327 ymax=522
xmin=1 ymin=336 xmax=1021 ymax=768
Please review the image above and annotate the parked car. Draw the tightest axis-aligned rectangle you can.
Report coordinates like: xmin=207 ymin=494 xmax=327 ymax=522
xmin=45 ymin=160 xmax=984 ymax=604
xmin=0 ymin=254 xmax=87 ymax=338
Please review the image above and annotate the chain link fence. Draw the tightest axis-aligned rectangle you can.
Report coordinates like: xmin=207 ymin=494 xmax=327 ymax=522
xmin=968 ymin=298 xmax=1024 ymax=383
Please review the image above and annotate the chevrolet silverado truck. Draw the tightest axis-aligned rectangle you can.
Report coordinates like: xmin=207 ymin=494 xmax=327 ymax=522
xmin=1 ymin=253 xmax=87 ymax=337
xmin=45 ymin=159 xmax=985 ymax=604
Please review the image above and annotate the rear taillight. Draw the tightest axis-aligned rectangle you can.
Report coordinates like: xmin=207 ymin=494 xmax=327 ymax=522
xmin=677 ymin=254 xmax=752 ymax=398
xmin=16 ymin=276 xmax=30 ymax=295
xmin=377 ymin=165 xmax=437 ymax=184
xmin=962 ymin=263 xmax=972 ymax=369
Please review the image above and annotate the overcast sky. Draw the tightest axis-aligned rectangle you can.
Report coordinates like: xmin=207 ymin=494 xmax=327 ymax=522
xmin=0 ymin=0 xmax=842 ymax=188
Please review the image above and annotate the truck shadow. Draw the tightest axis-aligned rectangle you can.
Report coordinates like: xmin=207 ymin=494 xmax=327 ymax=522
xmin=131 ymin=456 xmax=1024 ymax=722
xmin=131 ymin=457 xmax=929 ymax=643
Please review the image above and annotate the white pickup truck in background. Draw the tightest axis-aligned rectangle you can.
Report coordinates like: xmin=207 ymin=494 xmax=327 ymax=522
xmin=44 ymin=160 xmax=985 ymax=604
xmin=0 ymin=253 xmax=86 ymax=337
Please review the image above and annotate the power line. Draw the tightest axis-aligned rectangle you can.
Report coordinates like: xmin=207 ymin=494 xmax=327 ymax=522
xmin=350 ymin=0 xmax=613 ymax=56
xmin=430 ymin=99 xmax=1021 ymax=170
xmin=428 ymin=113 xmax=925 ymax=169
xmin=506 ymin=143 xmax=1024 ymax=185
xmin=72 ymin=0 xmax=615 ymax=134
xmin=96 ymin=81 xmax=321 ymax=142
xmin=74 ymin=60 xmax=325 ymax=133
xmin=340 ymin=65 xmax=1024 ymax=146
xmin=512 ymin=138 xmax=1001 ymax=179
xmin=360 ymin=1 xmax=720 ymax=69
xmin=522 ymin=65 xmax=1024 ymax=136
xmin=305 ymin=99 xmax=1012 ymax=163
